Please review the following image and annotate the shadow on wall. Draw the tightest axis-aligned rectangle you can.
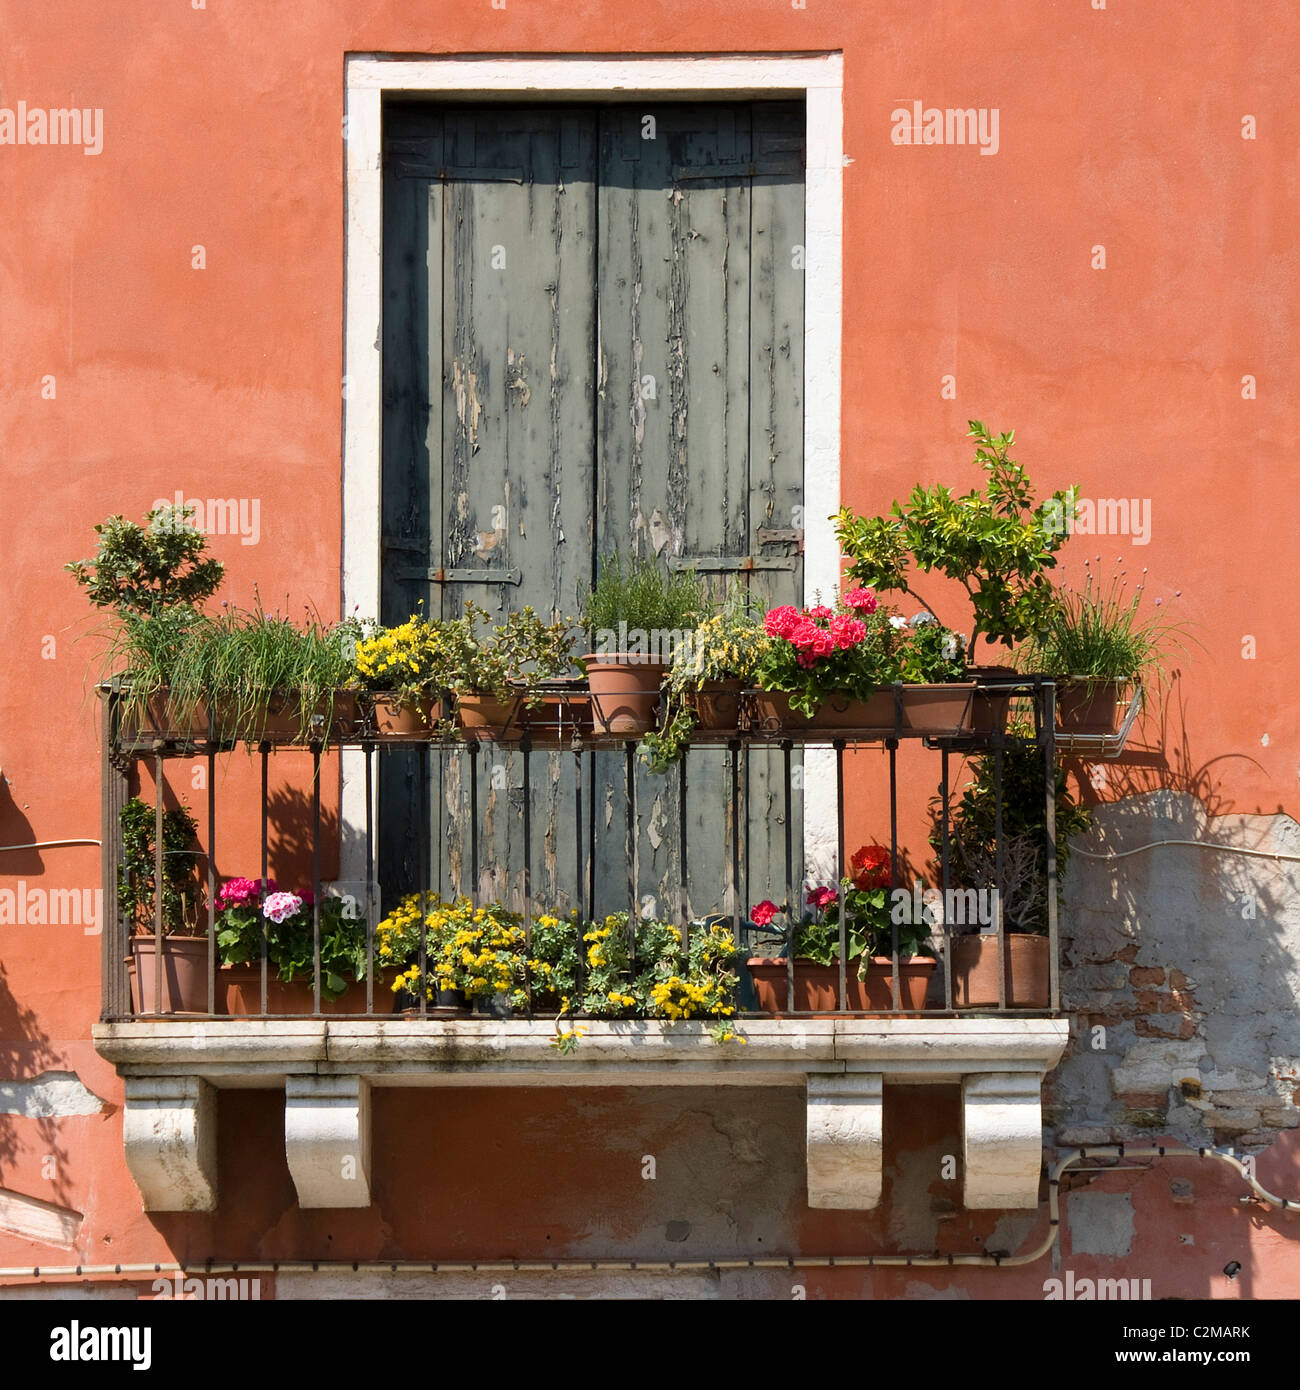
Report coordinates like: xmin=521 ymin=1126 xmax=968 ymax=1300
xmin=0 ymin=773 xmax=45 ymax=878
xmin=1052 ymin=673 xmax=1300 ymax=1157
xmin=0 ymin=959 xmax=74 ymax=1209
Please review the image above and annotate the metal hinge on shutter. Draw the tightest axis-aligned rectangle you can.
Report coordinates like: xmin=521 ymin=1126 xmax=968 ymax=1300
xmin=667 ymin=528 xmax=804 ymax=573
xmin=396 ymin=567 xmax=523 ymax=586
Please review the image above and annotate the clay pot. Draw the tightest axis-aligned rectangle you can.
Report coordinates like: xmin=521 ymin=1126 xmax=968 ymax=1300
xmin=949 ymin=933 xmax=1050 ymax=1009
xmin=455 ymin=692 xmax=524 ymax=741
xmin=517 ymin=688 xmax=593 ymax=747
xmin=220 ymin=965 xmax=395 ymax=1015
xmin=748 ymin=690 xmax=896 ymax=735
xmin=899 ymin=682 xmax=977 ymax=735
xmin=370 ymin=694 xmax=441 ymax=738
xmin=208 ymin=692 xmax=358 ymax=743
xmin=967 ymin=665 xmax=1018 ymax=735
xmin=687 ymin=680 xmax=745 ymax=732
xmin=127 ymin=935 xmax=212 ymax=1015
xmin=583 ymin=653 xmax=665 ymax=736
xmin=121 ymin=691 xmax=214 ymax=742
xmin=746 ymin=956 xmax=935 ymax=1012
xmin=1056 ymin=679 xmax=1127 ymax=735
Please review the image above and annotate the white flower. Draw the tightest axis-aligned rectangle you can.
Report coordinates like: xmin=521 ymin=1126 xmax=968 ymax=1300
xmin=889 ymin=616 xmax=908 ymax=630
xmin=941 ymin=636 xmax=959 ymax=661
xmin=909 ymin=611 xmax=937 ymax=628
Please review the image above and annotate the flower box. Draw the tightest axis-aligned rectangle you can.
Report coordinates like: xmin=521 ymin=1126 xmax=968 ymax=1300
xmin=746 ymin=956 xmax=935 ymax=1013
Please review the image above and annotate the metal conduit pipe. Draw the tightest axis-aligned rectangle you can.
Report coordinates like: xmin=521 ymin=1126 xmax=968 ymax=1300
xmin=0 ymin=1143 xmax=1290 ymax=1285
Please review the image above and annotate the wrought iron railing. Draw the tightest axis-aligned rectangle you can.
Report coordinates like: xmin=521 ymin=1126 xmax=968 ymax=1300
xmin=99 ymin=678 xmax=1062 ymax=1021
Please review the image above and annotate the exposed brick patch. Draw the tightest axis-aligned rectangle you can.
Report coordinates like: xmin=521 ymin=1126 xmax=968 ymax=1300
xmin=1129 ymin=966 xmax=1166 ymax=986
xmin=1135 ymin=1016 xmax=1198 ymax=1040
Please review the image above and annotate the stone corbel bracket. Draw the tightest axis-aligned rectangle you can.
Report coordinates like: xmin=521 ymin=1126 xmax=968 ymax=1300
xmin=121 ymin=1076 xmax=217 ymax=1213
xmin=806 ymin=1074 xmax=884 ymax=1208
xmin=284 ymin=1075 xmax=373 ymax=1209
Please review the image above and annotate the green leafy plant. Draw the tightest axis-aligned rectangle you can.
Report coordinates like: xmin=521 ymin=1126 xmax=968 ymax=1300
xmin=641 ymin=592 xmax=771 ymax=771
xmin=117 ymin=796 xmax=202 ymax=935
xmin=758 ymin=845 xmax=932 ymax=973
xmin=213 ymin=877 xmax=377 ymax=999
xmin=582 ymin=554 xmax=706 ymax=652
xmin=755 ymin=591 xmax=968 ymax=717
xmin=834 ymin=421 xmax=1076 ymax=658
xmin=1017 ymin=568 xmax=1189 ymax=691
xmin=66 ymin=505 xmax=225 ymax=616
xmin=434 ymin=602 xmax=575 ymax=704
xmin=932 ymin=731 xmax=1092 ymax=934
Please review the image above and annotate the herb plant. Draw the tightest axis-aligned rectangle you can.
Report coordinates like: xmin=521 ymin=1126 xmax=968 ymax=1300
xmin=582 ymin=554 xmax=706 ymax=649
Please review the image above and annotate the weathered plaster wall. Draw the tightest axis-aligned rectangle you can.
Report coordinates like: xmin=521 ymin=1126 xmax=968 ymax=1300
xmin=1053 ymin=793 xmax=1300 ymax=1149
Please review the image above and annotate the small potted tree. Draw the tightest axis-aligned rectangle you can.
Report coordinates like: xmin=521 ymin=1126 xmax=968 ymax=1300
xmin=935 ymin=738 xmax=1091 ymax=1007
xmin=834 ymin=421 xmax=1076 ymax=732
xmin=67 ymin=504 xmax=225 ymax=739
xmin=580 ymin=555 xmax=705 ymax=736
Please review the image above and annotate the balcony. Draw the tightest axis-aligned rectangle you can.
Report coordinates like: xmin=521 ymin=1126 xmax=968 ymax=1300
xmin=91 ymin=680 xmax=1071 ymax=1214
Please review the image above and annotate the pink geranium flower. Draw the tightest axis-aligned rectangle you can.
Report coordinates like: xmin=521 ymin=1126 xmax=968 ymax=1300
xmin=217 ymin=876 xmax=276 ymax=910
xmin=262 ymin=891 xmax=304 ymax=925
xmin=807 ymin=885 xmax=837 ymax=911
xmin=750 ymin=900 xmax=779 ymax=927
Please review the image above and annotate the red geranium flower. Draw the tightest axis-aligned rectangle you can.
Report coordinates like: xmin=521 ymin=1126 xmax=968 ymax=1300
xmin=850 ymin=845 xmax=892 ymax=891
xmin=750 ymin=900 xmax=779 ymax=927
xmin=764 ymin=605 xmax=801 ymax=639
xmin=843 ymin=587 xmax=877 ymax=613
xmin=807 ymin=885 xmax=837 ymax=911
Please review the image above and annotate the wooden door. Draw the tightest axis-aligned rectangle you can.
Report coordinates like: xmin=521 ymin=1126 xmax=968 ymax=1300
xmin=380 ymin=101 xmax=805 ymax=921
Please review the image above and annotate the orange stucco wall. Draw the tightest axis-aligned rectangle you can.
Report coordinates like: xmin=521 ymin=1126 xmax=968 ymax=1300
xmin=1 ymin=1 xmax=1297 ymax=1297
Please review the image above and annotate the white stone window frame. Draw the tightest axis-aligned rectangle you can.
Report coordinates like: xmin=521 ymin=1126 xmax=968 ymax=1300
xmin=339 ymin=52 xmax=844 ymax=884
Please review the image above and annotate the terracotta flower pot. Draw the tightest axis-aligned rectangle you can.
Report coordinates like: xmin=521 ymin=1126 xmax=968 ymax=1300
xmin=128 ymin=935 xmax=212 ymax=1015
xmin=746 ymin=956 xmax=935 ymax=1013
xmin=949 ymin=933 xmax=1050 ymax=1009
xmin=687 ymin=679 xmax=745 ymax=732
xmin=749 ymin=689 xmax=896 ymax=735
xmin=583 ymin=653 xmax=665 ymax=736
xmin=220 ymin=965 xmax=395 ymax=1015
xmin=518 ymin=687 xmax=593 ymax=746
xmin=1056 ymin=679 xmax=1127 ymax=735
xmin=369 ymin=693 xmax=441 ymax=738
xmin=121 ymin=691 xmax=214 ymax=742
xmin=899 ymin=682 xmax=977 ymax=735
xmin=967 ymin=665 xmax=1018 ymax=735
xmin=456 ymin=692 xmax=524 ymax=741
